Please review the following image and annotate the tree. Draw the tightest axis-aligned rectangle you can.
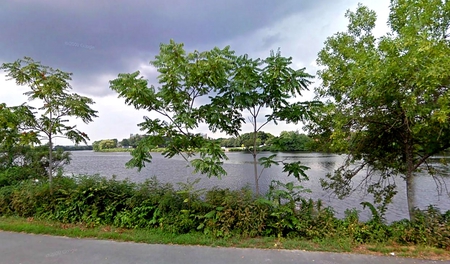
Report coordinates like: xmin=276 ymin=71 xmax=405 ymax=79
xmin=0 ymin=103 xmax=71 ymax=187
xmin=270 ymin=131 xmax=313 ymax=151
xmin=99 ymin=139 xmax=117 ymax=149
xmin=120 ymin=138 xmax=130 ymax=147
xmin=92 ymin=139 xmax=117 ymax=151
xmin=0 ymin=103 xmax=38 ymax=167
xmin=111 ymin=41 xmax=316 ymax=194
xmin=110 ymin=40 xmax=235 ymax=178
xmin=311 ymin=1 xmax=450 ymax=220
xmin=1 ymin=57 xmax=98 ymax=189
xmin=204 ymin=51 xmax=316 ymax=195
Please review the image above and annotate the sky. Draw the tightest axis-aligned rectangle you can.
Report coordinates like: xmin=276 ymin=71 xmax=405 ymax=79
xmin=0 ymin=0 xmax=391 ymax=145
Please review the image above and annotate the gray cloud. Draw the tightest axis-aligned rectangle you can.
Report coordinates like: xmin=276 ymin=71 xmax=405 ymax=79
xmin=0 ymin=0 xmax=343 ymax=97
xmin=0 ymin=0 xmax=391 ymax=143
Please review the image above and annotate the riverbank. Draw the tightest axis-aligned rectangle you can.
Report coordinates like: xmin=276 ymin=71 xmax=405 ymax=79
xmin=0 ymin=174 xmax=449 ymax=258
xmin=0 ymin=216 xmax=448 ymax=261
xmin=93 ymin=147 xmax=165 ymax=152
xmin=63 ymin=151 xmax=450 ymax=222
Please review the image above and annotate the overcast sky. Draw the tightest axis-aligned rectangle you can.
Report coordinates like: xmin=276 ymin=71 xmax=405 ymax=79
xmin=0 ymin=0 xmax=390 ymax=145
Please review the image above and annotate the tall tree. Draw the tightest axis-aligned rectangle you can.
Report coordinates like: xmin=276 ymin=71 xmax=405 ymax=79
xmin=204 ymin=51 xmax=316 ymax=195
xmin=1 ymin=57 xmax=98 ymax=189
xmin=312 ymin=0 xmax=450 ymax=220
xmin=110 ymin=40 xmax=235 ymax=178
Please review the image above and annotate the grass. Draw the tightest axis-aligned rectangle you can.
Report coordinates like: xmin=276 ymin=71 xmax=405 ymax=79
xmin=1 ymin=216 xmax=449 ymax=261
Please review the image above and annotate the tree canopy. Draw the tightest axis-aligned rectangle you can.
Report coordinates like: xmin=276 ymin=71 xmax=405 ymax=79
xmin=270 ymin=131 xmax=313 ymax=152
xmin=1 ymin=57 xmax=98 ymax=187
xmin=310 ymin=0 xmax=450 ymax=220
xmin=110 ymin=40 xmax=234 ymax=178
xmin=110 ymin=41 xmax=316 ymax=194
xmin=203 ymin=50 xmax=316 ymax=194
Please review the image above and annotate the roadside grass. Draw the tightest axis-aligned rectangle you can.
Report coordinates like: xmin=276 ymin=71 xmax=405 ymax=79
xmin=1 ymin=216 xmax=449 ymax=261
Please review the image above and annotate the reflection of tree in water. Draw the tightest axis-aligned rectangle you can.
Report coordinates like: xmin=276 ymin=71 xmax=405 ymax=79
xmin=423 ymin=157 xmax=450 ymax=176
xmin=320 ymin=161 xmax=336 ymax=171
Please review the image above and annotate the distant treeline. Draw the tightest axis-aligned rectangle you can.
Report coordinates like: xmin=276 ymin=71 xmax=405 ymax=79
xmin=54 ymin=145 xmax=93 ymax=151
xmin=93 ymin=131 xmax=318 ymax=152
xmin=218 ymin=131 xmax=314 ymax=152
xmin=92 ymin=134 xmax=149 ymax=151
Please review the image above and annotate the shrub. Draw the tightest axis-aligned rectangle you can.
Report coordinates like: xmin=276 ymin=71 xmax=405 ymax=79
xmin=0 ymin=174 xmax=448 ymax=249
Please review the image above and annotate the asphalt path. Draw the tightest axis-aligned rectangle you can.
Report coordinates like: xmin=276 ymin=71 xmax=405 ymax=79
xmin=0 ymin=231 xmax=446 ymax=264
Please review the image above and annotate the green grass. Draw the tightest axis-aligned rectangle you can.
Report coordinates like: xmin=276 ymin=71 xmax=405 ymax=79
xmin=0 ymin=216 xmax=449 ymax=261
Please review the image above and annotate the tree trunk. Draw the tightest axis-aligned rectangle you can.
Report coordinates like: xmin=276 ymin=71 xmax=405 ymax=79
xmin=252 ymin=115 xmax=259 ymax=196
xmin=48 ymin=111 xmax=53 ymax=194
xmin=48 ymin=134 xmax=53 ymax=194
xmin=253 ymin=151 xmax=259 ymax=196
xmin=405 ymin=169 xmax=415 ymax=221
xmin=404 ymin=124 xmax=416 ymax=221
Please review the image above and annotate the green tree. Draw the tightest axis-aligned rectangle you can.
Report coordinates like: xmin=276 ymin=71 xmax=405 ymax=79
xmin=235 ymin=131 xmax=274 ymax=150
xmin=128 ymin=134 xmax=145 ymax=148
xmin=0 ymin=103 xmax=38 ymax=167
xmin=312 ymin=1 xmax=450 ymax=220
xmin=120 ymin=138 xmax=130 ymax=147
xmin=270 ymin=131 xmax=313 ymax=151
xmin=204 ymin=51 xmax=316 ymax=195
xmin=111 ymin=41 xmax=316 ymax=194
xmin=0 ymin=104 xmax=71 ymax=186
xmin=101 ymin=139 xmax=117 ymax=149
xmin=1 ymin=57 xmax=98 ymax=189
xmin=92 ymin=140 xmax=101 ymax=151
xmin=110 ymin=40 xmax=235 ymax=178
xmin=92 ymin=139 xmax=119 ymax=150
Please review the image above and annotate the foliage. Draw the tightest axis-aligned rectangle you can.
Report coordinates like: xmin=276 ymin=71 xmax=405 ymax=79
xmin=0 ymin=175 xmax=449 ymax=249
xmin=110 ymin=41 xmax=320 ymax=193
xmin=1 ymin=57 xmax=98 ymax=187
xmin=125 ymin=134 xmax=145 ymax=148
xmin=92 ymin=139 xmax=118 ymax=151
xmin=0 ymin=103 xmax=70 ymax=187
xmin=54 ymin=145 xmax=93 ymax=151
xmin=0 ymin=103 xmax=39 ymax=165
xmin=218 ymin=130 xmax=316 ymax=152
xmin=219 ymin=131 xmax=273 ymax=149
xmin=110 ymin=40 xmax=234 ymax=178
xmin=204 ymin=50 xmax=318 ymax=194
xmin=268 ymin=131 xmax=313 ymax=151
xmin=310 ymin=0 xmax=450 ymax=220
xmin=202 ymin=187 xmax=267 ymax=238
xmin=0 ymin=146 xmax=69 ymax=188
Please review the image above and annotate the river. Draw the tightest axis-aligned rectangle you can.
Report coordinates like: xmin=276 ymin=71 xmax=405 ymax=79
xmin=63 ymin=151 xmax=450 ymax=222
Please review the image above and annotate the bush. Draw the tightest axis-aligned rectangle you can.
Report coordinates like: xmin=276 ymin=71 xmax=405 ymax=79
xmin=390 ymin=206 xmax=450 ymax=249
xmin=0 ymin=174 xmax=448 ymax=249
xmin=202 ymin=187 xmax=268 ymax=237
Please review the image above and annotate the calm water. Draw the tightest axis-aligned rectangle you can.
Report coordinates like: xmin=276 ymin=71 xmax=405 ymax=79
xmin=64 ymin=151 xmax=450 ymax=222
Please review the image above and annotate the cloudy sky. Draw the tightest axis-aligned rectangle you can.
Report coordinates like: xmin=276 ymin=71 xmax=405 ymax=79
xmin=0 ymin=0 xmax=390 ymax=145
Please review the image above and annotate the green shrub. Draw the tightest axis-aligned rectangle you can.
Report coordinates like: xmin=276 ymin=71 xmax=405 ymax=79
xmin=389 ymin=206 xmax=450 ymax=248
xmin=202 ymin=187 xmax=267 ymax=238
xmin=0 ymin=185 xmax=15 ymax=215
xmin=0 ymin=174 xmax=449 ymax=249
